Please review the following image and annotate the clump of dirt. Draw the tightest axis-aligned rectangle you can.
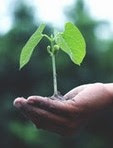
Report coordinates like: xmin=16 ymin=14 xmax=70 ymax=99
xmin=50 ymin=92 xmax=65 ymax=101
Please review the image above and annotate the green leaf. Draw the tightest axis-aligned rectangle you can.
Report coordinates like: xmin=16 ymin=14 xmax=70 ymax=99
xmin=55 ymin=22 xmax=86 ymax=65
xmin=20 ymin=24 xmax=46 ymax=69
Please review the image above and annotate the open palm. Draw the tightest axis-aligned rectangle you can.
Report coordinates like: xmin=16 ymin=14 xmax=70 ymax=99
xmin=14 ymin=83 xmax=113 ymax=135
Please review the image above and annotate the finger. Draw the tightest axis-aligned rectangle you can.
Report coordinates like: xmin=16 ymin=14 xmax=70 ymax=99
xmin=13 ymin=98 xmax=71 ymax=135
xmin=20 ymin=103 xmax=83 ymax=136
xmin=13 ymin=98 xmax=86 ymax=136
xmin=14 ymin=97 xmax=69 ymax=125
xmin=27 ymin=96 xmax=79 ymax=117
xmin=13 ymin=97 xmax=27 ymax=108
xmin=14 ymin=97 xmax=72 ymax=131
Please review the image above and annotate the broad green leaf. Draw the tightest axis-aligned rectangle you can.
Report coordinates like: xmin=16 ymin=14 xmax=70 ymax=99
xmin=20 ymin=24 xmax=46 ymax=69
xmin=55 ymin=22 xmax=86 ymax=65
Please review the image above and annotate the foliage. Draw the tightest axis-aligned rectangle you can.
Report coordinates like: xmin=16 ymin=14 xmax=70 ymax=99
xmin=20 ymin=22 xmax=86 ymax=69
xmin=20 ymin=24 xmax=46 ymax=69
xmin=55 ymin=22 xmax=86 ymax=65
xmin=9 ymin=122 xmax=39 ymax=144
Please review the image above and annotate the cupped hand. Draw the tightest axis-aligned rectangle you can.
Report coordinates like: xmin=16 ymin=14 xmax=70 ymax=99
xmin=13 ymin=83 xmax=113 ymax=136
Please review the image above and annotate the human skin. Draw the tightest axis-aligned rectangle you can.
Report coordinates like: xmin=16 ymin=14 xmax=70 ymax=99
xmin=13 ymin=83 xmax=113 ymax=136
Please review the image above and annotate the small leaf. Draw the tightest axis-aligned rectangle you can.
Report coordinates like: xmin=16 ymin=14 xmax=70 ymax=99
xmin=55 ymin=22 xmax=86 ymax=65
xmin=20 ymin=24 xmax=46 ymax=69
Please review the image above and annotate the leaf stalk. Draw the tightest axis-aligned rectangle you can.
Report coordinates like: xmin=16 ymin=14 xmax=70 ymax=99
xmin=50 ymin=37 xmax=58 ymax=96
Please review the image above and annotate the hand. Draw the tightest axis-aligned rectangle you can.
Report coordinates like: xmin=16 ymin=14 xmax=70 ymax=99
xmin=13 ymin=83 xmax=113 ymax=136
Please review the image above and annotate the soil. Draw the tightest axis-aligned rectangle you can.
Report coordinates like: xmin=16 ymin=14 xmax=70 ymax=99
xmin=50 ymin=92 xmax=66 ymax=101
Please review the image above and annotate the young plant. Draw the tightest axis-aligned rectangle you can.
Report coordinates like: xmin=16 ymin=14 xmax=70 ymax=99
xmin=20 ymin=22 xmax=86 ymax=99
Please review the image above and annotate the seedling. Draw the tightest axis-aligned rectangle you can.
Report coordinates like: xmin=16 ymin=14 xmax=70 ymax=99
xmin=20 ymin=22 xmax=86 ymax=99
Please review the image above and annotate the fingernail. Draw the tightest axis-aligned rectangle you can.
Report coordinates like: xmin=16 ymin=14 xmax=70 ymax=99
xmin=13 ymin=97 xmax=26 ymax=108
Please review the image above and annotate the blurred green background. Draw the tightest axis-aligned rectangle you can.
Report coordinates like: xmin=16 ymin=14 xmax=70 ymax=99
xmin=1 ymin=0 xmax=113 ymax=147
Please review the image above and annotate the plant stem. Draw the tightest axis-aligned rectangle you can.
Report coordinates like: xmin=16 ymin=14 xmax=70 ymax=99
xmin=50 ymin=36 xmax=58 ymax=96
xmin=46 ymin=34 xmax=58 ymax=96
xmin=43 ymin=34 xmax=51 ymax=41
xmin=51 ymin=53 xmax=58 ymax=96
